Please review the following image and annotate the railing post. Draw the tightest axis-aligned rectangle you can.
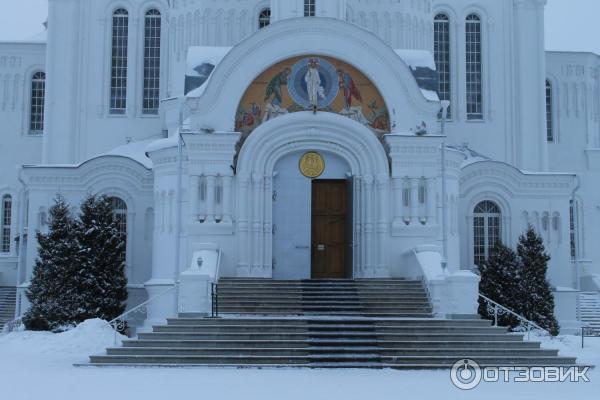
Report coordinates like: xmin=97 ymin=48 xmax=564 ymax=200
xmin=494 ymin=304 xmax=498 ymax=327
xmin=215 ymin=283 xmax=219 ymax=318
xmin=210 ymin=283 xmax=219 ymax=318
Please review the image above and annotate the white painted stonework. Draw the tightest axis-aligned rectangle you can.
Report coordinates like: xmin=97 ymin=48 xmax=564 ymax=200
xmin=0 ymin=0 xmax=598 ymax=331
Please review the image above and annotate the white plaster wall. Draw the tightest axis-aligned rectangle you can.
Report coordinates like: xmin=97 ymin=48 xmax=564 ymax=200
xmin=433 ymin=0 xmax=548 ymax=172
xmin=43 ymin=0 xmax=169 ymax=165
xmin=0 ymin=42 xmax=46 ymax=286
xmin=546 ymin=51 xmax=600 ymax=287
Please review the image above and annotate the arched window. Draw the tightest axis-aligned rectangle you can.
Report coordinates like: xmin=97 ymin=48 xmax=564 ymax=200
xmin=546 ymin=80 xmax=554 ymax=142
xmin=434 ymin=14 xmax=451 ymax=118
xmin=473 ymin=201 xmax=501 ymax=266
xmin=30 ymin=71 xmax=45 ymax=135
xmin=465 ymin=14 xmax=482 ymax=120
xmin=304 ymin=0 xmax=316 ymax=17
xmin=1 ymin=195 xmax=12 ymax=253
xmin=109 ymin=197 xmax=127 ymax=261
xmin=258 ymin=8 xmax=271 ymax=29
xmin=143 ymin=9 xmax=161 ymax=115
xmin=110 ymin=9 xmax=129 ymax=114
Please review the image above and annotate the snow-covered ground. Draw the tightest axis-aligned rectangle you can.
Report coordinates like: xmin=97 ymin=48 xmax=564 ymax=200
xmin=0 ymin=319 xmax=599 ymax=400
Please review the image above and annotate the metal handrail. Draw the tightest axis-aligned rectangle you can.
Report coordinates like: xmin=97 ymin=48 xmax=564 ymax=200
xmin=210 ymin=248 xmax=223 ymax=318
xmin=479 ymin=293 xmax=550 ymax=340
xmin=581 ymin=326 xmax=600 ymax=348
xmin=108 ymin=284 xmax=178 ymax=345
xmin=214 ymin=248 xmax=223 ymax=283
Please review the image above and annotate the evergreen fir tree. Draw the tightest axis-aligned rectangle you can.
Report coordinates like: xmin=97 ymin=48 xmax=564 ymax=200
xmin=517 ymin=226 xmax=560 ymax=336
xmin=478 ymin=242 xmax=522 ymax=329
xmin=23 ymin=195 xmax=80 ymax=331
xmin=76 ymin=195 xmax=128 ymax=322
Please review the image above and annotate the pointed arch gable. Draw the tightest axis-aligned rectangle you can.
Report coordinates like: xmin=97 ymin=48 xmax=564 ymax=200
xmin=184 ymin=17 xmax=439 ymax=134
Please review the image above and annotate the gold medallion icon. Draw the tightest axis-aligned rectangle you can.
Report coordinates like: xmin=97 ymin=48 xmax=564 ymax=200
xmin=299 ymin=152 xmax=325 ymax=178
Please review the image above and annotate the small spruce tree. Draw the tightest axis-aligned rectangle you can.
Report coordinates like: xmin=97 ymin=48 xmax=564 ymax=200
xmin=23 ymin=195 xmax=81 ymax=331
xmin=478 ymin=242 xmax=522 ymax=329
xmin=76 ymin=195 xmax=128 ymax=322
xmin=517 ymin=226 xmax=560 ymax=336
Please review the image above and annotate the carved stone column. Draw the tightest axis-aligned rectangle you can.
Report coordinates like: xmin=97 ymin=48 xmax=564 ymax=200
xmin=363 ymin=174 xmax=375 ymax=274
xmin=205 ymin=174 xmax=216 ymax=223
xmin=376 ymin=174 xmax=389 ymax=274
xmin=410 ymin=178 xmax=419 ymax=225
xmin=236 ymin=174 xmax=251 ymax=276
xmin=221 ymin=175 xmax=233 ymax=224
xmin=251 ymin=173 xmax=263 ymax=275
xmin=189 ymin=175 xmax=200 ymax=222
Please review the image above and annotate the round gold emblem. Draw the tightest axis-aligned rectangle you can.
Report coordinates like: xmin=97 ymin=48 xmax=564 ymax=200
xmin=299 ymin=152 xmax=325 ymax=178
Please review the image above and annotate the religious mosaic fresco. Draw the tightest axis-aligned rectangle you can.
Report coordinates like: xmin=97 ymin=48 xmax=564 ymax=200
xmin=235 ymin=56 xmax=391 ymax=136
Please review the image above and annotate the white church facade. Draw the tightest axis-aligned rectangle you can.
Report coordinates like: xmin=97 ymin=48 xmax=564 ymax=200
xmin=0 ymin=0 xmax=599 ymax=332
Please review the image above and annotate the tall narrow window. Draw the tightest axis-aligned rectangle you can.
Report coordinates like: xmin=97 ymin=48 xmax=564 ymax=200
xmin=259 ymin=8 xmax=271 ymax=29
xmin=546 ymin=80 xmax=554 ymax=142
xmin=465 ymin=14 xmax=482 ymax=120
xmin=29 ymin=71 xmax=46 ymax=134
xmin=304 ymin=0 xmax=316 ymax=17
xmin=473 ymin=201 xmax=501 ymax=266
xmin=110 ymin=197 xmax=127 ymax=261
xmin=110 ymin=9 xmax=129 ymax=114
xmin=1 ymin=195 xmax=12 ymax=253
xmin=570 ymin=200 xmax=576 ymax=259
xmin=434 ymin=14 xmax=451 ymax=118
xmin=143 ymin=9 xmax=161 ymax=115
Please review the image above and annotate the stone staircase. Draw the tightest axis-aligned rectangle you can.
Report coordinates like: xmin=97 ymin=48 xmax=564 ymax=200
xmin=579 ymin=292 xmax=600 ymax=329
xmin=0 ymin=287 xmax=16 ymax=330
xmin=86 ymin=279 xmax=577 ymax=368
xmin=215 ymin=278 xmax=433 ymax=317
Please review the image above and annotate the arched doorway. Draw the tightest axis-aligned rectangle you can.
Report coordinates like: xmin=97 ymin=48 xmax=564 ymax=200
xmin=235 ymin=112 xmax=390 ymax=279
xmin=272 ymin=151 xmax=352 ymax=279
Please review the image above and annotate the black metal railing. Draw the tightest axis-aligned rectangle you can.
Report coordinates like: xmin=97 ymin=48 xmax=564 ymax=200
xmin=581 ymin=326 xmax=600 ymax=348
xmin=211 ymin=282 xmax=219 ymax=318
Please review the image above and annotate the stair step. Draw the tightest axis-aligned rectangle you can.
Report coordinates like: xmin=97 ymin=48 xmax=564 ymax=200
xmin=107 ymin=347 xmax=558 ymax=357
xmin=122 ymin=339 xmax=542 ymax=349
xmin=153 ymin=325 xmax=507 ymax=334
xmin=82 ymin=279 xmax=576 ymax=369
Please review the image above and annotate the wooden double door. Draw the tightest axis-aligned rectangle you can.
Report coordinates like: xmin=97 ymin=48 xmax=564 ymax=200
xmin=311 ymin=180 xmax=352 ymax=279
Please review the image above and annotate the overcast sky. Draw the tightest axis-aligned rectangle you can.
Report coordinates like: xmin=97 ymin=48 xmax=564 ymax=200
xmin=0 ymin=0 xmax=599 ymax=54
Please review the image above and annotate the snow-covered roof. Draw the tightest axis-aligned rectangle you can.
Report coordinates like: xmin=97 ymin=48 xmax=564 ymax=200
xmin=185 ymin=47 xmax=232 ymax=97
xmin=25 ymin=30 xmax=47 ymax=43
xmin=447 ymin=144 xmax=491 ymax=169
xmin=394 ymin=49 xmax=439 ymax=102
xmin=103 ymin=139 xmax=155 ymax=169
xmin=25 ymin=140 xmax=155 ymax=170
xmin=145 ymin=135 xmax=179 ymax=154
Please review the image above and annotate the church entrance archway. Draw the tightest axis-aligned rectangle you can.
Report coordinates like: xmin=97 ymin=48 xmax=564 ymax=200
xmin=272 ymin=151 xmax=353 ymax=280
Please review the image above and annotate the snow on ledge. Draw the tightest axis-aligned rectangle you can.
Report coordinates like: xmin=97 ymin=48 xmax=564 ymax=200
xmin=145 ymin=135 xmax=179 ymax=154
xmin=394 ymin=49 xmax=439 ymax=102
xmin=185 ymin=47 xmax=232 ymax=98
xmin=103 ymin=139 xmax=155 ymax=169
